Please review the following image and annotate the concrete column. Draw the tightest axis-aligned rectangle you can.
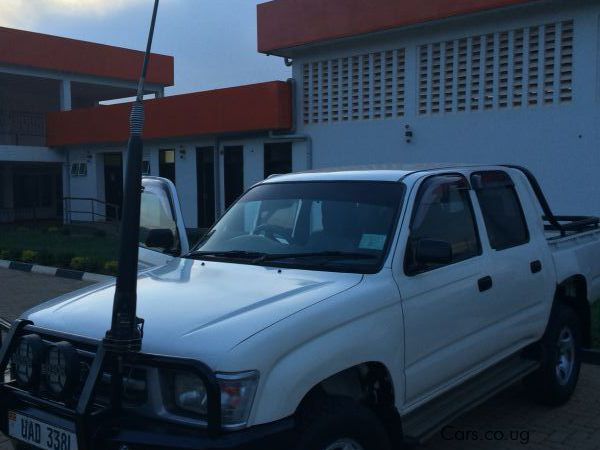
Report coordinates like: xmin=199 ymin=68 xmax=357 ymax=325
xmin=60 ymin=79 xmax=72 ymax=111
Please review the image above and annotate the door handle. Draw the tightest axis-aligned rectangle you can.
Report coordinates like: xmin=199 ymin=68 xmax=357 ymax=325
xmin=478 ymin=276 xmax=493 ymax=292
xmin=530 ymin=260 xmax=542 ymax=274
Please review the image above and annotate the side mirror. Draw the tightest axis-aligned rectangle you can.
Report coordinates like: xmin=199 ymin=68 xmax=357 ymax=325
xmin=415 ymin=238 xmax=453 ymax=265
xmin=145 ymin=228 xmax=175 ymax=252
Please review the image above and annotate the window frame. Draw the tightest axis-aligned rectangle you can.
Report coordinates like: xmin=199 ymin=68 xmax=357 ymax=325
xmin=471 ymin=170 xmax=530 ymax=251
xmin=404 ymin=173 xmax=482 ymax=276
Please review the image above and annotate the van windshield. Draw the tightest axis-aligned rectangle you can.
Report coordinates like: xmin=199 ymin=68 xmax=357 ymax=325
xmin=188 ymin=181 xmax=405 ymax=273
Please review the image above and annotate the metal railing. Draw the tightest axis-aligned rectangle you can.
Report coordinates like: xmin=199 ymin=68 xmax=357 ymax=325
xmin=0 ymin=111 xmax=46 ymax=146
xmin=63 ymin=197 xmax=121 ymax=224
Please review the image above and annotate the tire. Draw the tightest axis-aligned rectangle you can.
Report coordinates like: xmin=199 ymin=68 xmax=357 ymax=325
xmin=524 ymin=303 xmax=582 ymax=406
xmin=295 ymin=396 xmax=392 ymax=450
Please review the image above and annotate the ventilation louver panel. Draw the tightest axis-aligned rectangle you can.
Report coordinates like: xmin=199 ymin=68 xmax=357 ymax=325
xmin=417 ymin=19 xmax=573 ymax=115
xmin=396 ymin=49 xmax=406 ymax=117
xmin=559 ymin=20 xmax=574 ymax=103
xmin=302 ymin=48 xmax=406 ymax=124
xmin=302 ymin=64 xmax=310 ymax=124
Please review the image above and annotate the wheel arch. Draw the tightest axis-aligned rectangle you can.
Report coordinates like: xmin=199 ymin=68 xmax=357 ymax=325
xmin=555 ymin=275 xmax=591 ymax=347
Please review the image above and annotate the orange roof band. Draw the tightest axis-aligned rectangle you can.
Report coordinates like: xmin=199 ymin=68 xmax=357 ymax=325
xmin=46 ymin=81 xmax=293 ymax=147
xmin=257 ymin=0 xmax=540 ymax=54
xmin=0 ymin=26 xmax=174 ymax=86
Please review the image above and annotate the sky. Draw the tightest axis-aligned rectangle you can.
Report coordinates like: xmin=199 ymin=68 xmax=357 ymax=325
xmin=0 ymin=0 xmax=291 ymax=96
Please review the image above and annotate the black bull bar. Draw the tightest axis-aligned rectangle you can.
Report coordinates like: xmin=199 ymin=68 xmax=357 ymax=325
xmin=0 ymin=319 xmax=222 ymax=449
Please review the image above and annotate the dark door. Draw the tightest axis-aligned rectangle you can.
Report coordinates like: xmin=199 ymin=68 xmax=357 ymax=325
xmin=197 ymin=147 xmax=215 ymax=229
xmin=159 ymin=149 xmax=176 ymax=184
xmin=224 ymin=146 xmax=244 ymax=209
xmin=104 ymin=152 xmax=123 ymax=219
xmin=264 ymin=142 xmax=293 ymax=178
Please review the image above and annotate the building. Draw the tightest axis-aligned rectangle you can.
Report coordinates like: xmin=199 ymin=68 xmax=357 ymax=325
xmin=258 ymin=0 xmax=600 ymax=215
xmin=2 ymin=0 xmax=599 ymax=231
xmin=0 ymin=26 xmax=173 ymax=223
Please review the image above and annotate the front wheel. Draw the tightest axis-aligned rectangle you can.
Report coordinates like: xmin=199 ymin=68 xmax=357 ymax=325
xmin=295 ymin=396 xmax=392 ymax=450
xmin=524 ymin=303 xmax=582 ymax=406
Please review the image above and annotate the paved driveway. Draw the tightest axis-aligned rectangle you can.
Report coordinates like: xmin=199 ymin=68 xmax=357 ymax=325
xmin=0 ymin=268 xmax=92 ymax=323
xmin=0 ymin=268 xmax=599 ymax=450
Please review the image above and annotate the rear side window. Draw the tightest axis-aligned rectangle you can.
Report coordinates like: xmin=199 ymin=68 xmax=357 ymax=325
xmin=471 ymin=171 xmax=529 ymax=250
xmin=405 ymin=174 xmax=481 ymax=275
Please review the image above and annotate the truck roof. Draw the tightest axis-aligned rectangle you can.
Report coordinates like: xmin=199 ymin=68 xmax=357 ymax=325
xmin=262 ymin=163 xmax=498 ymax=183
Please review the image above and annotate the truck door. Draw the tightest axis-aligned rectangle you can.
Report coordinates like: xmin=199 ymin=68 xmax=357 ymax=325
xmin=396 ymin=173 xmax=496 ymax=405
xmin=470 ymin=170 xmax=554 ymax=352
xmin=138 ymin=177 xmax=189 ymax=269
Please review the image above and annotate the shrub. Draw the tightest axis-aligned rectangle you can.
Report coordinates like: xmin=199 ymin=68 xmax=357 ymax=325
xmin=7 ymin=248 xmax=23 ymax=261
xmin=47 ymin=226 xmax=60 ymax=233
xmin=70 ymin=256 xmax=100 ymax=273
xmin=56 ymin=253 xmax=75 ymax=269
xmin=93 ymin=229 xmax=107 ymax=238
xmin=37 ymin=250 xmax=55 ymax=266
xmin=70 ymin=256 xmax=89 ymax=271
xmin=0 ymin=249 xmax=11 ymax=260
xmin=61 ymin=227 xmax=71 ymax=236
xmin=21 ymin=250 xmax=39 ymax=263
xmin=104 ymin=260 xmax=118 ymax=275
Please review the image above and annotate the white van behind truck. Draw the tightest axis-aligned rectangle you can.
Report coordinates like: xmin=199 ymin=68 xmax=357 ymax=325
xmin=1 ymin=164 xmax=599 ymax=450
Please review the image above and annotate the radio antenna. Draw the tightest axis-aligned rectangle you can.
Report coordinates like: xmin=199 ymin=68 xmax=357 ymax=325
xmin=103 ymin=0 xmax=160 ymax=406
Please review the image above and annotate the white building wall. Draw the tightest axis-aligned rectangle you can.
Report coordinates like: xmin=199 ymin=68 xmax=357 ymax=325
xmin=291 ymin=1 xmax=600 ymax=215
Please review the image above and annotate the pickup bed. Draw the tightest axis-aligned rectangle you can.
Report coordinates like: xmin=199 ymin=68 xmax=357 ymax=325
xmin=1 ymin=164 xmax=599 ymax=450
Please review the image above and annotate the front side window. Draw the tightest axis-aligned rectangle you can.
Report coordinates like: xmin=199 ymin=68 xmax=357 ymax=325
xmin=405 ymin=174 xmax=481 ymax=275
xmin=471 ymin=171 xmax=529 ymax=250
xmin=190 ymin=182 xmax=405 ymax=273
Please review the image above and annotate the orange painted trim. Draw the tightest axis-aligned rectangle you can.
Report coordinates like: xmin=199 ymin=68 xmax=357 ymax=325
xmin=258 ymin=0 xmax=539 ymax=53
xmin=46 ymin=82 xmax=292 ymax=147
xmin=0 ymin=26 xmax=174 ymax=86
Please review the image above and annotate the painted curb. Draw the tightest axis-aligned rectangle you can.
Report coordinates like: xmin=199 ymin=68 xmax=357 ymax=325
xmin=0 ymin=259 xmax=114 ymax=283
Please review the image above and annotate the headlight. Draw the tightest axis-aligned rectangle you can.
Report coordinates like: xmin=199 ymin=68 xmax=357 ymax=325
xmin=166 ymin=370 xmax=259 ymax=428
xmin=11 ymin=335 xmax=43 ymax=388
xmin=44 ymin=342 xmax=80 ymax=399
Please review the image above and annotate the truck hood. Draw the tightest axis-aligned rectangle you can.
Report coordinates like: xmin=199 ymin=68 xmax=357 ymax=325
xmin=23 ymin=258 xmax=362 ymax=366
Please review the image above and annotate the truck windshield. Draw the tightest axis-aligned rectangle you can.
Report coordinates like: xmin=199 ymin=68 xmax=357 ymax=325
xmin=188 ymin=181 xmax=405 ymax=273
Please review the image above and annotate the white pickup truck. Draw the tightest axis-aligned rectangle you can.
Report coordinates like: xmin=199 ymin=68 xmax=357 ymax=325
xmin=1 ymin=164 xmax=599 ymax=450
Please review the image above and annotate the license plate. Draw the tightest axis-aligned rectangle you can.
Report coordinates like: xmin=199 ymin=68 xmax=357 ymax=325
xmin=8 ymin=411 xmax=78 ymax=450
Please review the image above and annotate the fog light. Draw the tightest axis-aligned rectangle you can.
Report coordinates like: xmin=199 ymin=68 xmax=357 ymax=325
xmin=44 ymin=342 xmax=80 ymax=398
xmin=11 ymin=335 xmax=43 ymax=388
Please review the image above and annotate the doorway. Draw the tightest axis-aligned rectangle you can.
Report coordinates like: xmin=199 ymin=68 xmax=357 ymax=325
xmin=104 ymin=152 xmax=123 ymax=220
xmin=223 ymin=146 xmax=244 ymax=209
xmin=197 ymin=147 xmax=215 ymax=229
xmin=159 ymin=149 xmax=176 ymax=184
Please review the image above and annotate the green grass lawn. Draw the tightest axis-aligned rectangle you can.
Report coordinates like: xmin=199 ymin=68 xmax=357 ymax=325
xmin=0 ymin=222 xmax=118 ymax=275
xmin=592 ymin=300 xmax=600 ymax=349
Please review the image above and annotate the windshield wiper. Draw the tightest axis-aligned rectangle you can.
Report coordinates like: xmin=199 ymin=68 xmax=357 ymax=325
xmin=187 ymin=250 xmax=267 ymax=261
xmin=253 ymin=251 xmax=378 ymax=264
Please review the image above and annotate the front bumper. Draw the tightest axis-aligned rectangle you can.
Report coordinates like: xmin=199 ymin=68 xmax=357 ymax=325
xmin=0 ymin=320 xmax=295 ymax=450
xmin=0 ymin=389 xmax=295 ymax=450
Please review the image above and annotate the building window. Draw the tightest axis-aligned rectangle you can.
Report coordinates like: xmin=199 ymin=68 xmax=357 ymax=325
xmin=159 ymin=149 xmax=176 ymax=184
xmin=70 ymin=162 xmax=88 ymax=177
xmin=302 ymin=48 xmax=405 ymax=124
xmin=224 ymin=146 xmax=244 ymax=209
xmin=264 ymin=143 xmax=292 ymax=178
xmin=418 ymin=19 xmax=574 ymax=115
